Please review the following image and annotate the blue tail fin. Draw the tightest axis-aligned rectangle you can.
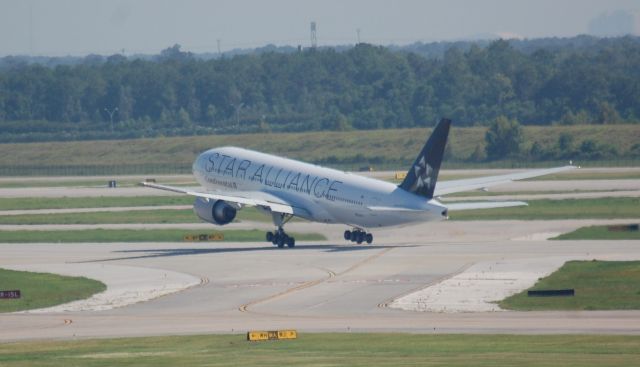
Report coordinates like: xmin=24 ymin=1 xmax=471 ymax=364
xmin=398 ymin=118 xmax=451 ymax=199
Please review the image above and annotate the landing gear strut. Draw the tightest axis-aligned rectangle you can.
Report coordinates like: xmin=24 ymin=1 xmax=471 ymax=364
xmin=266 ymin=212 xmax=295 ymax=248
xmin=344 ymin=229 xmax=373 ymax=244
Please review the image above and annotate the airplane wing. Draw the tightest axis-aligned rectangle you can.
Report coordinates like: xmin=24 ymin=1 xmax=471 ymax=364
xmin=434 ymin=165 xmax=576 ymax=196
xmin=140 ymin=182 xmax=295 ymax=214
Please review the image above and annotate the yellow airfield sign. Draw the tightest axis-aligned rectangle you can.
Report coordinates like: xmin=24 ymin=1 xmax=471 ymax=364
xmin=247 ymin=330 xmax=298 ymax=341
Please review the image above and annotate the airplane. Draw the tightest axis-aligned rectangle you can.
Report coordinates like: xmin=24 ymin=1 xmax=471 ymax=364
xmin=142 ymin=118 xmax=575 ymax=247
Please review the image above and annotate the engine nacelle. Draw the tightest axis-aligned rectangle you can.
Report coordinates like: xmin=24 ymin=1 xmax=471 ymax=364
xmin=193 ymin=198 xmax=237 ymax=225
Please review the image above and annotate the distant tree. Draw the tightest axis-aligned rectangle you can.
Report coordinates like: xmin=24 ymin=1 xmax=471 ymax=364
xmin=579 ymin=139 xmax=600 ymax=159
xmin=177 ymin=108 xmax=191 ymax=127
xmin=2 ymin=36 xmax=640 ymax=143
xmin=159 ymin=44 xmax=193 ymax=62
xmin=578 ymin=139 xmax=618 ymax=160
xmin=468 ymin=144 xmax=486 ymax=162
xmin=205 ymin=104 xmax=217 ymax=125
xmin=258 ymin=118 xmax=271 ymax=133
xmin=597 ymin=101 xmax=621 ymax=124
xmin=529 ymin=141 xmax=543 ymax=159
xmin=334 ymin=113 xmax=352 ymax=131
xmin=558 ymin=132 xmax=574 ymax=152
xmin=485 ymin=116 xmax=523 ymax=160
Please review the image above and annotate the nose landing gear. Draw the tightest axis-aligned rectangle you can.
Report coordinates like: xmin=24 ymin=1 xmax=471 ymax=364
xmin=344 ymin=229 xmax=373 ymax=244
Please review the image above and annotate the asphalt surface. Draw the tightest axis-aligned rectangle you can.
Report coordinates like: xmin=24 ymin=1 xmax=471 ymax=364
xmin=1 ymin=219 xmax=640 ymax=341
xmin=0 ymin=169 xmax=639 ymax=341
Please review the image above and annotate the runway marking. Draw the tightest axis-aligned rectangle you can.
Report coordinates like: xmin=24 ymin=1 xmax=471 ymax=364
xmin=336 ymin=247 xmax=392 ymax=276
xmin=63 ymin=319 xmax=73 ymax=325
xmin=377 ymin=261 xmax=474 ymax=309
xmin=238 ymin=247 xmax=392 ymax=313
xmin=238 ymin=272 xmax=331 ymax=312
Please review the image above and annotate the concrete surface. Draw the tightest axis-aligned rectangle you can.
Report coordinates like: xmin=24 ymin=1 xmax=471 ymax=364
xmin=5 ymin=263 xmax=201 ymax=313
xmin=1 ymin=219 xmax=640 ymax=341
xmin=0 ymin=168 xmax=639 ymax=341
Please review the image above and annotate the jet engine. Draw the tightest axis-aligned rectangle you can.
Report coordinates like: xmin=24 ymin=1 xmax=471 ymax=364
xmin=193 ymin=198 xmax=237 ymax=225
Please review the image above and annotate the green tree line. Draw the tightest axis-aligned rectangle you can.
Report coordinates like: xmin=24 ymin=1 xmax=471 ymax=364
xmin=1 ymin=37 xmax=639 ymax=142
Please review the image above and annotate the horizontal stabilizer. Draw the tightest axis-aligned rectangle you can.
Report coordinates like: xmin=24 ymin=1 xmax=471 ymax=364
xmin=445 ymin=201 xmax=528 ymax=211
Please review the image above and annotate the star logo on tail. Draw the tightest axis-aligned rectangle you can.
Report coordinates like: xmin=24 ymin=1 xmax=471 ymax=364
xmin=411 ymin=155 xmax=433 ymax=193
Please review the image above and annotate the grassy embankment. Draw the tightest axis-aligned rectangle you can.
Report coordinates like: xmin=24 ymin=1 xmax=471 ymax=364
xmin=0 ymin=268 xmax=105 ymax=313
xmin=0 ymin=229 xmax=325 ymax=243
xmin=552 ymin=225 xmax=640 ymax=240
xmin=0 ymin=333 xmax=639 ymax=366
xmin=1 ymin=124 xmax=639 ymax=175
xmin=500 ymin=261 xmax=640 ymax=311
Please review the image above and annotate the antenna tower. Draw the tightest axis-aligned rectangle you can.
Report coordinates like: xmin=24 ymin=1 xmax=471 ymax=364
xmin=310 ymin=21 xmax=317 ymax=48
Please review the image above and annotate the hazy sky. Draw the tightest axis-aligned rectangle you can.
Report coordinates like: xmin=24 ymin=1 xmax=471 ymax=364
xmin=1 ymin=0 xmax=639 ymax=56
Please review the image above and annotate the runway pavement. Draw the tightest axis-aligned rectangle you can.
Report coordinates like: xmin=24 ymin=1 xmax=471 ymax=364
xmin=1 ymin=219 xmax=640 ymax=341
xmin=1 ymin=168 xmax=639 ymax=341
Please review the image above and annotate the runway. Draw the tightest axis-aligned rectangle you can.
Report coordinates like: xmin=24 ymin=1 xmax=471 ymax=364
xmin=1 ymin=219 xmax=640 ymax=341
xmin=1 ymin=168 xmax=639 ymax=341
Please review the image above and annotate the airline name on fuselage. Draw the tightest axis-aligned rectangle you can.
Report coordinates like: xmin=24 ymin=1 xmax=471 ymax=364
xmin=201 ymin=152 xmax=343 ymax=200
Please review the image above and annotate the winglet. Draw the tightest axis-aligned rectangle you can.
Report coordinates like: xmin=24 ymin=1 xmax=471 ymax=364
xmin=399 ymin=118 xmax=451 ymax=199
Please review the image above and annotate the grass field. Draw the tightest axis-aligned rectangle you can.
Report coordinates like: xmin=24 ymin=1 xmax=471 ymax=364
xmin=0 ymin=209 xmax=198 ymax=225
xmin=2 ymin=197 xmax=637 ymax=224
xmin=0 ymin=179 xmax=197 ymax=189
xmin=0 ymin=207 xmax=277 ymax=224
xmin=0 ymin=268 xmax=105 ymax=313
xmin=0 ymin=333 xmax=639 ymax=366
xmin=449 ymin=197 xmax=640 ymax=220
xmin=500 ymin=261 xmax=640 ymax=311
xmin=444 ymin=188 xmax=628 ymax=198
xmin=1 ymin=124 xmax=639 ymax=175
xmin=0 ymin=179 xmax=115 ymax=188
xmin=0 ymin=229 xmax=325 ymax=243
xmin=526 ymin=170 xmax=640 ymax=181
xmin=552 ymin=225 xmax=640 ymax=240
xmin=0 ymin=196 xmax=194 ymax=211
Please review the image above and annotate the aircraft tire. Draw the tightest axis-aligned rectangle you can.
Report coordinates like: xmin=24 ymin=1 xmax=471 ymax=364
xmin=277 ymin=236 xmax=285 ymax=248
xmin=266 ymin=231 xmax=274 ymax=242
xmin=366 ymin=233 xmax=373 ymax=244
xmin=287 ymin=237 xmax=295 ymax=248
xmin=344 ymin=230 xmax=351 ymax=240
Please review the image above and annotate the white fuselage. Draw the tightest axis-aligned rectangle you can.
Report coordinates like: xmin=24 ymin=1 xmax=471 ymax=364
xmin=192 ymin=147 xmax=447 ymax=228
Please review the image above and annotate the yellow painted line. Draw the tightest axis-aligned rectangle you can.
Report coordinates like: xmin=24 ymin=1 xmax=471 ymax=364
xmin=238 ymin=247 xmax=393 ymax=313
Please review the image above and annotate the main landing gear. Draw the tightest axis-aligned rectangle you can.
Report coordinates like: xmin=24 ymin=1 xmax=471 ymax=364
xmin=267 ymin=212 xmax=295 ymax=248
xmin=266 ymin=228 xmax=295 ymax=248
xmin=344 ymin=229 xmax=373 ymax=244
